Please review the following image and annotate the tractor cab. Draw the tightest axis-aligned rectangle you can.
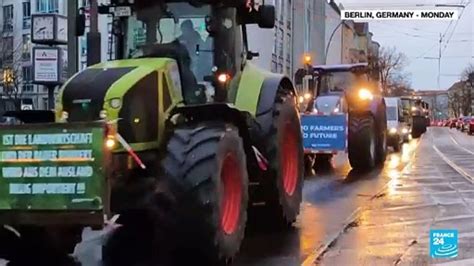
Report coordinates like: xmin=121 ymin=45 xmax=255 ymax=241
xmin=297 ymin=63 xmax=379 ymax=113
xmin=97 ymin=0 xmax=274 ymax=103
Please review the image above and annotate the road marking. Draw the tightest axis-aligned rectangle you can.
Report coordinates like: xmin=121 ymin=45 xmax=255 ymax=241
xmin=449 ymin=134 xmax=474 ymax=155
xmin=432 ymin=145 xmax=474 ymax=184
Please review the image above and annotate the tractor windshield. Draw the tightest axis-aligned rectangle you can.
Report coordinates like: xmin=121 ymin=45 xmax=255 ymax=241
xmin=127 ymin=2 xmax=214 ymax=81
xmin=319 ymin=71 xmax=369 ymax=94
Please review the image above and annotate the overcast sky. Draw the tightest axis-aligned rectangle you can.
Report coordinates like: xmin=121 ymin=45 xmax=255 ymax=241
xmin=338 ymin=0 xmax=473 ymax=91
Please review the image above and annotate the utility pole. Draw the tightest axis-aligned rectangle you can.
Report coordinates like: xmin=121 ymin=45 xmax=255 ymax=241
xmin=67 ymin=0 xmax=78 ymax=77
xmin=438 ymin=33 xmax=442 ymax=90
xmin=87 ymin=0 xmax=101 ymax=66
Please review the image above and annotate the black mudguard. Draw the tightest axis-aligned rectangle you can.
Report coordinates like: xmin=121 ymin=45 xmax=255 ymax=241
xmin=253 ymin=75 xmax=297 ymax=139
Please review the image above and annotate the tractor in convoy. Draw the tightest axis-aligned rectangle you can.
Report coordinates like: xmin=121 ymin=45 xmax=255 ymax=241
xmin=295 ymin=62 xmax=387 ymax=173
xmin=400 ymin=96 xmax=429 ymax=138
xmin=0 ymin=0 xmax=304 ymax=265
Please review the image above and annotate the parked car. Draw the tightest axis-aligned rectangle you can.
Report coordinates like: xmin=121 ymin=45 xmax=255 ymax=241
xmin=468 ymin=117 xmax=474 ymax=135
xmin=461 ymin=116 xmax=471 ymax=132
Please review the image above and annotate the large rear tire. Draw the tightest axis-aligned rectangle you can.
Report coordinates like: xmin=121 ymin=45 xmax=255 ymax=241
xmin=162 ymin=124 xmax=248 ymax=264
xmin=260 ymin=90 xmax=304 ymax=228
xmin=348 ymin=115 xmax=376 ymax=171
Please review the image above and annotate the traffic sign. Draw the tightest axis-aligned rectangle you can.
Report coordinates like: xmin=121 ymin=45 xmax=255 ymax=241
xmin=32 ymin=47 xmax=65 ymax=85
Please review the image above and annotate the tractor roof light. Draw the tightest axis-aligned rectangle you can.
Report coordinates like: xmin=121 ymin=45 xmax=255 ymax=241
xmin=358 ymin=88 xmax=373 ymax=100
xmin=304 ymin=54 xmax=312 ymax=65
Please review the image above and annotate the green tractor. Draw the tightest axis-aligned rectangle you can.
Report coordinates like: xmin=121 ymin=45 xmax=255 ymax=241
xmin=400 ymin=97 xmax=429 ymax=138
xmin=25 ymin=0 xmax=302 ymax=264
xmin=295 ymin=63 xmax=387 ymax=172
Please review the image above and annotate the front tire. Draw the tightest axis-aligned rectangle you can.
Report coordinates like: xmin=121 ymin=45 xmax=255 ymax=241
xmin=348 ymin=115 xmax=376 ymax=171
xmin=162 ymin=124 xmax=248 ymax=264
xmin=261 ymin=90 xmax=304 ymax=227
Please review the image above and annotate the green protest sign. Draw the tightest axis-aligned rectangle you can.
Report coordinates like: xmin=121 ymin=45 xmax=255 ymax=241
xmin=0 ymin=123 xmax=107 ymax=211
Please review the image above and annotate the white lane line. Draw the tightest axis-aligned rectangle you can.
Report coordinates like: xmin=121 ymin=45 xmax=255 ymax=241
xmin=432 ymin=145 xmax=474 ymax=184
xmin=449 ymin=134 xmax=474 ymax=155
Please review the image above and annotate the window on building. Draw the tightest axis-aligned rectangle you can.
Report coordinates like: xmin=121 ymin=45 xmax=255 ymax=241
xmin=80 ymin=0 xmax=90 ymax=8
xmin=22 ymin=66 xmax=32 ymax=82
xmin=23 ymin=1 xmax=31 ymax=29
xmin=80 ymin=37 xmax=87 ymax=57
xmin=278 ymin=28 xmax=284 ymax=58
xmin=22 ymin=34 xmax=31 ymax=61
xmin=278 ymin=63 xmax=283 ymax=74
xmin=3 ymin=5 xmax=14 ymax=32
xmin=2 ymin=37 xmax=14 ymax=63
xmin=271 ymin=60 xmax=277 ymax=73
xmin=22 ymin=66 xmax=34 ymax=92
xmin=42 ymin=97 xmax=48 ymax=110
xmin=36 ymin=0 xmax=59 ymax=13
xmin=286 ymin=0 xmax=292 ymax=29
xmin=275 ymin=0 xmax=280 ymax=20
xmin=280 ymin=0 xmax=285 ymax=21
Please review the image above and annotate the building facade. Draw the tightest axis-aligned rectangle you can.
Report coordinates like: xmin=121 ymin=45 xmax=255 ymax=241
xmin=324 ymin=0 xmax=341 ymax=65
xmin=247 ymin=0 xmax=293 ymax=76
xmin=0 ymin=0 xmax=112 ymax=110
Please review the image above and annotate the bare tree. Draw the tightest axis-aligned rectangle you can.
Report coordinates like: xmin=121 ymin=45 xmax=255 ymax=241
xmin=377 ymin=46 xmax=409 ymax=95
xmin=448 ymin=80 xmax=471 ymax=117
xmin=461 ymin=63 xmax=474 ymax=80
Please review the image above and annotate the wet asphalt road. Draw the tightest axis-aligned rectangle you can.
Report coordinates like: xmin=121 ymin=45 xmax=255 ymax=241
xmin=235 ymin=127 xmax=474 ymax=265
xmin=3 ymin=127 xmax=473 ymax=266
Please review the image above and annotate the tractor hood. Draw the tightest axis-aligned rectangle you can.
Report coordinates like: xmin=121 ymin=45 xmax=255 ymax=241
xmin=57 ymin=58 xmax=172 ymax=123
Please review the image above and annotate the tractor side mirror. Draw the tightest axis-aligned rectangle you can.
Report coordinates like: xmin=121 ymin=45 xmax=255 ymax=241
xmin=258 ymin=5 xmax=275 ymax=29
xmin=240 ymin=5 xmax=275 ymax=29
xmin=76 ymin=11 xmax=86 ymax=36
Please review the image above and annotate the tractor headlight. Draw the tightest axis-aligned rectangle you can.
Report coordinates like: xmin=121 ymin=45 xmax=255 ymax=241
xmin=401 ymin=128 xmax=409 ymax=134
xmin=298 ymin=96 xmax=304 ymax=103
xmin=105 ymin=137 xmax=116 ymax=149
xmin=109 ymin=98 xmax=122 ymax=109
xmin=411 ymin=106 xmax=418 ymax=112
xmin=304 ymin=93 xmax=312 ymax=100
xmin=389 ymin=127 xmax=397 ymax=134
xmin=60 ymin=111 xmax=69 ymax=122
xmin=358 ymin=88 xmax=373 ymax=100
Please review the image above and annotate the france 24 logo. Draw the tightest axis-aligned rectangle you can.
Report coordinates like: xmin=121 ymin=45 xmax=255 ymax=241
xmin=430 ymin=229 xmax=458 ymax=258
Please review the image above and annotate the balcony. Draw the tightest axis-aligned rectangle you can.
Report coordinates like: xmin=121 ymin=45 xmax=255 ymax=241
xmin=286 ymin=21 xmax=291 ymax=30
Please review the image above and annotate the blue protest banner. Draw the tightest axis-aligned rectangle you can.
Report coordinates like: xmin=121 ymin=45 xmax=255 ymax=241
xmin=301 ymin=114 xmax=347 ymax=152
